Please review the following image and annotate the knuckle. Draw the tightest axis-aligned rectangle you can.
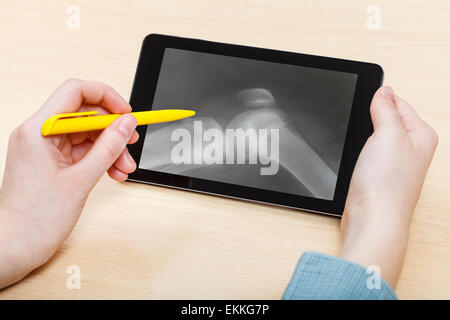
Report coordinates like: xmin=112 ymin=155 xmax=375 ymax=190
xmin=417 ymin=124 xmax=439 ymax=154
xmin=103 ymin=138 xmax=122 ymax=160
xmin=64 ymin=77 xmax=81 ymax=85
xmin=429 ymin=127 xmax=439 ymax=146
xmin=62 ymin=78 xmax=82 ymax=90
xmin=423 ymin=124 xmax=438 ymax=146
xmin=9 ymin=127 xmax=20 ymax=141
xmin=99 ymin=81 xmax=112 ymax=90
xmin=11 ymin=121 xmax=32 ymax=143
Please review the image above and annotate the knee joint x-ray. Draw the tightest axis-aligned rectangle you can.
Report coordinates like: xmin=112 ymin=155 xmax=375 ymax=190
xmin=139 ymin=48 xmax=357 ymax=200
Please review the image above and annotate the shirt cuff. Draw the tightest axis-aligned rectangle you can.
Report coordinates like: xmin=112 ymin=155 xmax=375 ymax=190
xmin=282 ymin=251 xmax=398 ymax=300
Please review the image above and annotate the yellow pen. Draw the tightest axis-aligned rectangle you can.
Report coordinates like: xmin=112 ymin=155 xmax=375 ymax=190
xmin=41 ymin=109 xmax=196 ymax=136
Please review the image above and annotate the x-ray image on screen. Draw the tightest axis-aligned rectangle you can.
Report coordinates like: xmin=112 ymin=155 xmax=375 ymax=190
xmin=139 ymin=48 xmax=357 ymax=200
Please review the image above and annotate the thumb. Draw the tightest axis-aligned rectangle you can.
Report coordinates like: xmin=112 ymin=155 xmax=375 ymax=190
xmin=74 ymin=114 xmax=137 ymax=186
xmin=370 ymin=86 xmax=403 ymax=132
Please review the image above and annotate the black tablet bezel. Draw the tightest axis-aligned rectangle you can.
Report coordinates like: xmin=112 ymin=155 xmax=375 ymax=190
xmin=127 ymin=34 xmax=383 ymax=217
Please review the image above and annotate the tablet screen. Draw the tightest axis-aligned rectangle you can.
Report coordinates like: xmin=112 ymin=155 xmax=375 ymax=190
xmin=138 ymin=48 xmax=358 ymax=200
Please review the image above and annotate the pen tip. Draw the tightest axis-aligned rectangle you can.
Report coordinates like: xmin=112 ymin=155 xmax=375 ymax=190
xmin=183 ymin=110 xmax=195 ymax=118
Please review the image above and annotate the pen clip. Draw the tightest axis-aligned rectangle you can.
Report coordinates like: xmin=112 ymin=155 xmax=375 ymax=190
xmin=41 ymin=111 xmax=98 ymax=136
xmin=52 ymin=110 xmax=99 ymax=120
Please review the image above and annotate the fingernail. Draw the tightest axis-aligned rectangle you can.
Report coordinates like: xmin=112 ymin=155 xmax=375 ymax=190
xmin=380 ymin=86 xmax=395 ymax=102
xmin=118 ymin=114 xmax=137 ymax=138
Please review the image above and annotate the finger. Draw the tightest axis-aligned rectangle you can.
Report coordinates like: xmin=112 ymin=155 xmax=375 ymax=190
xmin=79 ymin=103 xmax=121 ymax=115
xmin=69 ymin=132 xmax=88 ymax=145
xmin=89 ymin=129 xmax=138 ymax=145
xmin=71 ymin=140 xmax=93 ymax=163
xmin=107 ymin=165 xmax=129 ymax=182
xmin=88 ymin=130 xmax=102 ymax=142
xmin=33 ymin=79 xmax=131 ymax=125
xmin=129 ymin=130 xmax=139 ymax=144
xmin=89 ymin=129 xmax=138 ymax=143
xmin=71 ymin=114 xmax=137 ymax=186
xmin=395 ymin=95 xmax=439 ymax=152
xmin=370 ymin=86 xmax=403 ymax=132
xmin=394 ymin=95 xmax=427 ymax=132
xmin=71 ymin=134 xmax=138 ymax=167
xmin=113 ymin=148 xmax=137 ymax=174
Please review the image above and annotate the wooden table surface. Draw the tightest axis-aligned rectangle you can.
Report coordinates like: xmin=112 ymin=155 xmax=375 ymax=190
xmin=0 ymin=0 xmax=449 ymax=299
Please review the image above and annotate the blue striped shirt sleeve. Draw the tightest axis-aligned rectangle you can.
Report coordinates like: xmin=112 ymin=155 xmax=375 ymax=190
xmin=282 ymin=251 xmax=398 ymax=300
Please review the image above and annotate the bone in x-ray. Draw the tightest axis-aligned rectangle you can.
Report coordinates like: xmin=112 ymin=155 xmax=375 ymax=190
xmin=140 ymin=88 xmax=337 ymax=200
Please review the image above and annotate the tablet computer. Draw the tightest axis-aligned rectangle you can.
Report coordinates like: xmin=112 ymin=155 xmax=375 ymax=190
xmin=127 ymin=34 xmax=383 ymax=217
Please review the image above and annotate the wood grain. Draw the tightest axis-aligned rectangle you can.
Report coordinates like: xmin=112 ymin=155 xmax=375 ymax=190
xmin=0 ymin=0 xmax=449 ymax=299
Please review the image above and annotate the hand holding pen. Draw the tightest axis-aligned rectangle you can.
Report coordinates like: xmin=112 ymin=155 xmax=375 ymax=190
xmin=0 ymin=79 xmax=194 ymax=288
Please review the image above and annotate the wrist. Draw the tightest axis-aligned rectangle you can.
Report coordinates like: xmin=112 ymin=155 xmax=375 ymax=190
xmin=340 ymin=200 xmax=412 ymax=287
xmin=0 ymin=204 xmax=56 ymax=288
xmin=342 ymin=193 xmax=413 ymax=236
